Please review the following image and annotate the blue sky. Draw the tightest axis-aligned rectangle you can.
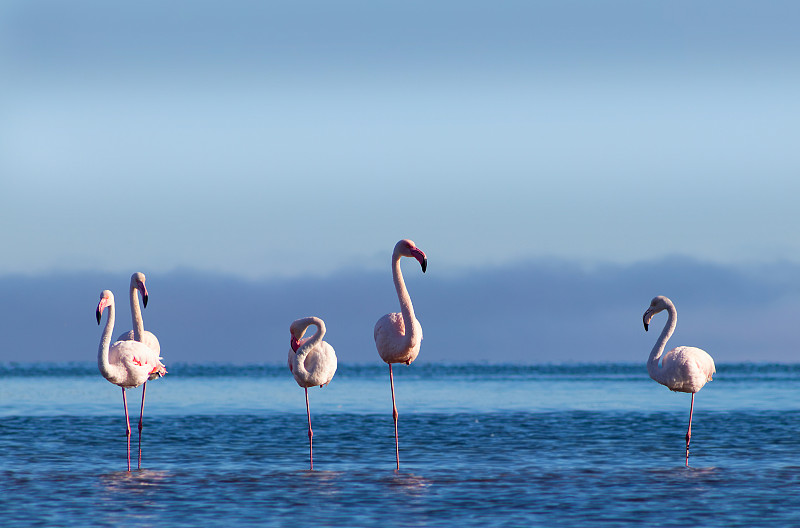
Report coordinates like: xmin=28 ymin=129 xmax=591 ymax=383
xmin=2 ymin=1 xmax=799 ymax=278
xmin=1 ymin=2 xmax=800 ymax=363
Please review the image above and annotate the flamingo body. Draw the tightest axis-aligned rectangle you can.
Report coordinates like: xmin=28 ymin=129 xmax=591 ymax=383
xmin=374 ymin=311 xmax=422 ymax=365
xmin=288 ymin=316 xmax=337 ymax=470
xmin=649 ymin=345 xmax=715 ymax=394
xmin=643 ymin=295 xmax=715 ymax=466
xmin=374 ymin=239 xmax=427 ymax=470
xmin=643 ymin=295 xmax=715 ymax=392
xmin=113 ymin=272 xmax=165 ymax=468
xmin=289 ymin=317 xmax=337 ymax=388
xmin=96 ymin=290 xmax=166 ymax=471
xmin=97 ymin=290 xmax=166 ymax=387
xmin=105 ymin=339 xmax=166 ymax=388
xmin=374 ymin=239 xmax=427 ymax=366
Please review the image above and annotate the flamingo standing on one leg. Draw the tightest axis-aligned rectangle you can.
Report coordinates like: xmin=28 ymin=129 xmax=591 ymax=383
xmin=116 ymin=272 xmax=162 ymax=469
xmin=374 ymin=239 xmax=427 ymax=470
xmin=288 ymin=316 xmax=337 ymax=470
xmin=643 ymin=295 xmax=716 ymax=467
xmin=96 ymin=290 xmax=166 ymax=471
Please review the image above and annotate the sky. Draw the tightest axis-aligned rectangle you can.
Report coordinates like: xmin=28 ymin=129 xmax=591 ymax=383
xmin=1 ymin=1 xmax=800 ymax=363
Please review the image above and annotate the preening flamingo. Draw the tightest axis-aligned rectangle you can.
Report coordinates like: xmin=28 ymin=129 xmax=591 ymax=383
xmin=643 ymin=295 xmax=716 ymax=467
xmin=96 ymin=290 xmax=166 ymax=471
xmin=374 ymin=239 xmax=427 ymax=470
xmin=116 ymin=272 xmax=162 ymax=469
xmin=289 ymin=316 xmax=337 ymax=470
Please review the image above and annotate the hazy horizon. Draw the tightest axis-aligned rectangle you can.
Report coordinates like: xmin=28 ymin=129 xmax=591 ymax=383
xmin=2 ymin=255 xmax=798 ymax=364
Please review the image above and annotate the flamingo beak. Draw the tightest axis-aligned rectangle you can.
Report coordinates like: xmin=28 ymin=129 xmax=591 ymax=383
xmin=96 ymin=298 xmax=109 ymax=324
xmin=139 ymin=283 xmax=149 ymax=308
xmin=410 ymin=247 xmax=427 ymax=273
xmin=643 ymin=310 xmax=651 ymax=331
xmin=291 ymin=336 xmax=300 ymax=352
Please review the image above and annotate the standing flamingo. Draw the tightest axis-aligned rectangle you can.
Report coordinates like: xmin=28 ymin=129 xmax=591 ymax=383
xmin=96 ymin=290 xmax=166 ymax=471
xmin=643 ymin=295 xmax=716 ymax=467
xmin=116 ymin=272 xmax=162 ymax=469
xmin=374 ymin=239 xmax=427 ymax=470
xmin=289 ymin=316 xmax=337 ymax=470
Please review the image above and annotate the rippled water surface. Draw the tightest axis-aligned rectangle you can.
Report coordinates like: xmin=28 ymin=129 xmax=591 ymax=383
xmin=2 ymin=363 xmax=800 ymax=527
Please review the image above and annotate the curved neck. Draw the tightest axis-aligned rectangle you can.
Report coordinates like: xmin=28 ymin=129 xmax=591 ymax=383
xmin=293 ymin=318 xmax=325 ymax=379
xmin=98 ymin=303 xmax=116 ymax=381
xmin=647 ymin=304 xmax=676 ymax=381
xmin=130 ymin=283 xmax=144 ymax=341
xmin=392 ymin=252 xmax=416 ymax=330
xmin=296 ymin=319 xmax=325 ymax=361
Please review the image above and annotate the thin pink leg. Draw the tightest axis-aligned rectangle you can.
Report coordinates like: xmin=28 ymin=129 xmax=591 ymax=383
xmin=305 ymin=387 xmax=313 ymax=470
xmin=685 ymin=392 xmax=695 ymax=467
xmin=122 ymin=387 xmax=131 ymax=472
xmin=389 ymin=364 xmax=400 ymax=470
xmin=137 ymin=381 xmax=147 ymax=470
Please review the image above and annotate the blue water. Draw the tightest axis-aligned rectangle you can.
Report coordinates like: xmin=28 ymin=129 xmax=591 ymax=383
xmin=2 ymin=363 xmax=800 ymax=527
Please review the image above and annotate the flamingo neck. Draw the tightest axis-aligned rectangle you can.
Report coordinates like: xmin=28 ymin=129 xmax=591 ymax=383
xmin=293 ymin=318 xmax=325 ymax=378
xmin=392 ymin=252 xmax=417 ymax=346
xmin=98 ymin=303 xmax=117 ymax=382
xmin=647 ymin=304 xmax=676 ymax=382
xmin=129 ymin=283 xmax=144 ymax=342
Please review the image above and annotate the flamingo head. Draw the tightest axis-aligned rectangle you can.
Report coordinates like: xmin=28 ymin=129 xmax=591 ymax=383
xmin=642 ymin=295 xmax=671 ymax=331
xmin=96 ymin=290 xmax=114 ymax=324
xmin=132 ymin=272 xmax=149 ymax=308
xmin=289 ymin=319 xmax=309 ymax=352
xmin=395 ymin=239 xmax=427 ymax=273
xmin=290 ymin=316 xmax=325 ymax=352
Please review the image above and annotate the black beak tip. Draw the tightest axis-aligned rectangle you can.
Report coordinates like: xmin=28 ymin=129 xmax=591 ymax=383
xmin=96 ymin=310 xmax=101 ymax=325
xmin=421 ymin=258 xmax=427 ymax=273
xmin=643 ymin=322 xmax=649 ymax=332
xmin=142 ymin=294 xmax=148 ymax=308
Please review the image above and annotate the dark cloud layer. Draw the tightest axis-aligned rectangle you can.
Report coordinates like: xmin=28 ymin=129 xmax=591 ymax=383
xmin=2 ymin=258 xmax=798 ymax=364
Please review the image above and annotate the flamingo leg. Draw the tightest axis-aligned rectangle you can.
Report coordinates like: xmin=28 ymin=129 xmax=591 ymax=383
xmin=137 ymin=381 xmax=147 ymax=470
xmin=685 ymin=392 xmax=695 ymax=467
xmin=389 ymin=364 xmax=400 ymax=470
xmin=122 ymin=387 xmax=131 ymax=472
xmin=305 ymin=387 xmax=314 ymax=470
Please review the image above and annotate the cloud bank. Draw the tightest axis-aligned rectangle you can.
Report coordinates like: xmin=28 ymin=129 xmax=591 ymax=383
xmin=2 ymin=257 xmax=798 ymax=364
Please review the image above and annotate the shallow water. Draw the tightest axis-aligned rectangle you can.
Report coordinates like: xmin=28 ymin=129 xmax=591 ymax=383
xmin=2 ymin=363 xmax=800 ymax=527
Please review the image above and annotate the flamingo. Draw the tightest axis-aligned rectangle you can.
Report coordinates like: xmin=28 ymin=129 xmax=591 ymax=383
xmin=96 ymin=290 xmax=166 ymax=471
xmin=643 ymin=295 xmax=716 ymax=467
xmin=374 ymin=239 xmax=427 ymax=470
xmin=116 ymin=272 xmax=162 ymax=469
xmin=289 ymin=316 xmax=337 ymax=470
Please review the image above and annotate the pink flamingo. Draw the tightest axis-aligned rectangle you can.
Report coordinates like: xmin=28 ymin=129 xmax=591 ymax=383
xmin=289 ymin=316 xmax=337 ymax=470
xmin=643 ymin=295 xmax=716 ymax=466
xmin=96 ymin=290 xmax=166 ymax=471
xmin=116 ymin=272 xmax=162 ymax=469
xmin=374 ymin=239 xmax=427 ymax=470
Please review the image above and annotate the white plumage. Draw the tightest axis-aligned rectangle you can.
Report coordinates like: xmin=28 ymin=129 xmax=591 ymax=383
xmin=289 ymin=316 xmax=337 ymax=388
xmin=643 ymin=295 xmax=715 ymax=466
xmin=288 ymin=316 xmax=337 ymax=470
xmin=374 ymin=239 xmax=427 ymax=470
xmin=96 ymin=290 xmax=166 ymax=471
